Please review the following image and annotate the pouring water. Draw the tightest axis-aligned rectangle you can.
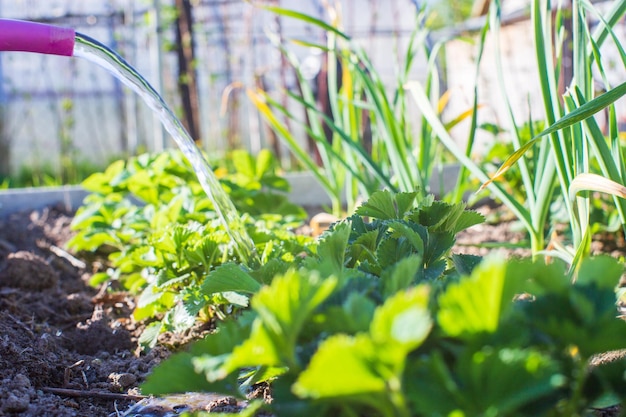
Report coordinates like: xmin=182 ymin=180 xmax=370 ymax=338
xmin=0 ymin=19 xmax=260 ymax=267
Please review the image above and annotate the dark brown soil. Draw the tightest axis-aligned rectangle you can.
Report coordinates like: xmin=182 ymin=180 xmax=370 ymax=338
xmin=0 ymin=205 xmax=171 ymax=416
xmin=0 ymin=203 xmax=623 ymax=416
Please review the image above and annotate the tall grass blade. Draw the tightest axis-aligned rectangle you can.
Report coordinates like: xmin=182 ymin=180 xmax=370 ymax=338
xmin=257 ymin=4 xmax=350 ymax=41
xmin=569 ymin=173 xmax=626 ymax=201
xmin=481 ymin=82 xmax=626 ymax=188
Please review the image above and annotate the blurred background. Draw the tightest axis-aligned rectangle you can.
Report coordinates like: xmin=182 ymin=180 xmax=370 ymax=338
xmin=0 ymin=0 xmax=623 ymax=186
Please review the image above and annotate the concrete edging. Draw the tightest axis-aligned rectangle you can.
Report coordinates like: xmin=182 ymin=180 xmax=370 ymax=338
xmin=0 ymin=165 xmax=462 ymax=216
xmin=0 ymin=185 xmax=89 ymax=216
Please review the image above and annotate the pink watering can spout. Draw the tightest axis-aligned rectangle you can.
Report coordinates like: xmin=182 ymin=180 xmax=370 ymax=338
xmin=0 ymin=19 xmax=75 ymax=56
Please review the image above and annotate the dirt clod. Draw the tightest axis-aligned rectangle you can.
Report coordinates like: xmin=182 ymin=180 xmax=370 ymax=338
xmin=0 ymin=251 xmax=59 ymax=290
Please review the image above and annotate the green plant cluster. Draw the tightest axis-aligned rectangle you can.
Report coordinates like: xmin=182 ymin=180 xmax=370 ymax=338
xmin=68 ymin=149 xmax=311 ymax=346
xmin=139 ymin=190 xmax=626 ymax=417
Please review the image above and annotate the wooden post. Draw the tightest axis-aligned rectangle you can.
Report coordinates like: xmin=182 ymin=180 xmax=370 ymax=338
xmin=175 ymin=0 xmax=202 ymax=144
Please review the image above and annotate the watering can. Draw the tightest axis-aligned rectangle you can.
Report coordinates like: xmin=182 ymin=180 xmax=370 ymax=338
xmin=0 ymin=19 xmax=75 ymax=56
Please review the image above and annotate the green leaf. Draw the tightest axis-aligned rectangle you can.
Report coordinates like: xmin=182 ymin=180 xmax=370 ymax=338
xmin=349 ymin=229 xmax=380 ymax=267
xmin=423 ymin=230 xmax=454 ymax=264
xmin=370 ymin=286 xmax=432 ymax=357
xmin=258 ymin=4 xmax=351 ymax=40
xmin=575 ymin=255 xmax=623 ymax=289
xmin=450 ymin=253 xmax=483 ymax=276
xmin=292 ymin=334 xmax=389 ymax=400
xmin=481 ymin=82 xmax=626 ymax=189
xmin=417 ymin=200 xmax=462 ymax=230
xmin=316 ymin=221 xmax=351 ymax=272
xmin=394 ymin=191 xmax=420 ymax=217
xmin=359 ymin=191 xmax=418 ymax=221
xmin=341 ymin=292 xmax=378 ymax=333
xmin=164 ymin=303 xmax=196 ymax=333
xmin=255 ymin=149 xmax=275 ymax=179
xmin=456 ymin=347 xmax=562 ymax=415
xmin=387 ymin=221 xmax=425 ymax=254
xmin=451 ymin=210 xmax=486 ymax=234
xmin=381 ymin=255 xmax=422 ymax=298
xmin=224 ymin=270 xmax=337 ymax=372
xmin=376 ymin=235 xmax=415 ymax=270
xmin=535 ymin=82 xmax=626 ymax=140
xmin=438 ymin=256 xmax=525 ymax=337
xmin=142 ymin=319 xmax=251 ymax=396
xmin=141 ymin=350 xmax=220 ymax=395
xmin=231 ymin=149 xmax=256 ymax=179
xmin=138 ymin=321 xmax=164 ymax=349
xmin=356 ymin=190 xmax=398 ymax=219
xmin=202 ymin=263 xmax=262 ymax=295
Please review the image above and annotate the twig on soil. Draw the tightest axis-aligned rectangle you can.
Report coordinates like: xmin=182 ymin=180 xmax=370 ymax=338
xmin=5 ymin=313 xmax=35 ymax=338
xmin=49 ymin=244 xmax=87 ymax=269
xmin=41 ymin=386 xmax=147 ymax=401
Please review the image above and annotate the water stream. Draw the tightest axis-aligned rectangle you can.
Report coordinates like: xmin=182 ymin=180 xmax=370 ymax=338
xmin=72 ymin=33 xmax=259 ymax=267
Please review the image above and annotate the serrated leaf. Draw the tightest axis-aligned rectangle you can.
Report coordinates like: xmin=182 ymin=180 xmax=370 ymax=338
xmin=438 ymin=257 xmax=525 ymax=337
xmin=451 ymin=253 xmax=483 ymax=276
xmin=356 ymin=190 xmax=398 ymax=220
xmin=451 ymin=210 xmax=485 ymax=234
xmin=418 ymin=200 xmax=461 ymax=229
xmin=225 ymin=270 xmax=337 ymax=372
xmin=221 ymin=291 xmax=250 ymax=307
xmin=142 ymin=319 xmax=250 ymax=395
xmin=293 ymin=334 xmax=388 ymax=399
xmin=456 ymin=347 xmax=560 ymax=415
xmin=376 ymin=236 xmax=415 ymax=269
xmin=423 ymin=231 xmax=455 ymax=266
xmin=395 ymin=191 xmax=419 ymax=217
xmin=387 ymin=221 xmax=425 ymax=254
xmin=317 ymin=221 xmax=351 ymax=272
xmin=224 ymin=320 xmax=282 ymax=373
xmin=251 ymin=259 xmax=292 ymax=285
xmin=349 ymin=229 xmax=380 ymax=267
xmin=164 ymin=303 xmax=196 ymax=333
xmin=424 ymin=259 xmax=447 ymax=281
xmin=138 ymin=321 xmax=164 ymax=349
xmin=381 ymin=255 xmax=422 ymax=298
xmin=141 ymin=352 xmax=218 ymax=394
xmin=202 ymin=263 xmax=262 ymax=295
xmin=342 ymin=292 xmax=378 ymax=333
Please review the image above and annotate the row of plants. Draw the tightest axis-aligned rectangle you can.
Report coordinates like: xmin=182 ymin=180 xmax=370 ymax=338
xmin=67 ymin=0 xmax=626 ymax=416
xmin=71 ymin=155 xmax=626 ymax=415
xmin=69 ymin=149 xmax=309 ymax=347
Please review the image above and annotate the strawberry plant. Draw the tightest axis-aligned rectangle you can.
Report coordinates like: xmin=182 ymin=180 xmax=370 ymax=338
xmin=68 ymin=149 xmax=312 ymax=346
xmin=143 ymin=250 xmax=626 ymax=416
xmin=141 ymin=190 xmax=497 ymax=413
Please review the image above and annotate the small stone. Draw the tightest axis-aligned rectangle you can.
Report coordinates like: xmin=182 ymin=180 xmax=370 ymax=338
xmin=108 ymin=372 xmax=137 ymax=391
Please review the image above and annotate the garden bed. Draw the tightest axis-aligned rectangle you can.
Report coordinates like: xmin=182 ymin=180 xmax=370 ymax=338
xmin=0 ymin=201 xmax=624 ymax=416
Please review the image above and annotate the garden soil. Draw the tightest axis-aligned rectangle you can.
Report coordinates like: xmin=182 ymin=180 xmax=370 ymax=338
xmin=0 ymin=203 xmax=622 ymax=416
